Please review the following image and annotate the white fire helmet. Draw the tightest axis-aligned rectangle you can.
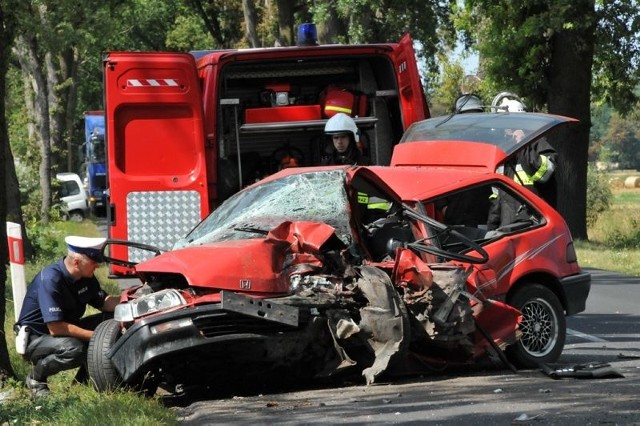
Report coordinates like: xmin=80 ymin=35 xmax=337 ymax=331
xmin=455 ymin=94 xmax=483 ymax=113
xmin=324 ymin=112 xmax=359 ymax=143
xmin=500 ymin=98 xmax=526 ymax=112
xmin=492 ymin=91 xmax=528 ymax=112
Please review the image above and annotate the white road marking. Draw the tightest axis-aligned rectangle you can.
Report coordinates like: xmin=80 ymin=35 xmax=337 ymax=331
xmin=567 ymin=328 xmax=608 ymax=343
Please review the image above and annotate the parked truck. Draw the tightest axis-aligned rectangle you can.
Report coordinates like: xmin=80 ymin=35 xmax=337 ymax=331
xmin=83 ymin=111 xmax=107 ymax=216
xmin=104 ymin=25 xmax=429 ymax=274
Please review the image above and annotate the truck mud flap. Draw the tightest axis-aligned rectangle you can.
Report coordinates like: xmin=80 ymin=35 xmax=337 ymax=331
xmin=220 ymin=290 xmax=299 ymax=327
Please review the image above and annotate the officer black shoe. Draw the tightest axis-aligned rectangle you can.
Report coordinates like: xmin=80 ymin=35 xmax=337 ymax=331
xmin=73 ymin=367 xmax=89 ymax=385
xmin=26 ymin=373 xmax=50 ymax=398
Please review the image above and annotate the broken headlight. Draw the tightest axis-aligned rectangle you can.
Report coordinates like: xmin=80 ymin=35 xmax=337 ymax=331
xmin=114 ymin=289 xmax=187 ymax=322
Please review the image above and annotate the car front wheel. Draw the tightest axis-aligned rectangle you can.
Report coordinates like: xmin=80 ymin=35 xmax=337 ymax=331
xmin=506 ymin=284 xmax=566 ymax=368
xmin=87 ymin=319 xmax=123 ymax=391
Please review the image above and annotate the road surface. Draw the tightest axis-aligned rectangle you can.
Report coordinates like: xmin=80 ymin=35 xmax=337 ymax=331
xmin=171 ymin=268 xmax=640 ymax=425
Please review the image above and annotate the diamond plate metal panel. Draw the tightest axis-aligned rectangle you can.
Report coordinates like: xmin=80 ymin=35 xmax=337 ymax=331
xmin=127 ymin=191 xmax=201 ymax=262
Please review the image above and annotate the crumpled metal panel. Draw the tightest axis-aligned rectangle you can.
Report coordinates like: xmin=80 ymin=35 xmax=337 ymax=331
xmin=127 ymin=191 xmax=201 ymax=262
xmin=356 ymin=266 xmax=408 ymax=385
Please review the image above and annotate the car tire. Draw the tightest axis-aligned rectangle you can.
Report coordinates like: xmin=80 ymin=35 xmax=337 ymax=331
xmin=68 ymin=210 xmax=85 ymax=222
xmin=87 ymin=319 xmax=123 ymax=391
xmin=506 ymin=284 xmax=566 ymax=368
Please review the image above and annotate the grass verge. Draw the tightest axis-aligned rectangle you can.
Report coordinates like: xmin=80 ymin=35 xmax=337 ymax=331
xmin=575 ymin=187 xmax=640 ymax=275
xmin=2 ymin=218 xmax=178 ymax=425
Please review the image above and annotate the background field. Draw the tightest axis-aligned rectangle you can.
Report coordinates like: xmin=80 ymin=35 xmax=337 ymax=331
xmin=575 ymin=170 xmax=640 ymax=275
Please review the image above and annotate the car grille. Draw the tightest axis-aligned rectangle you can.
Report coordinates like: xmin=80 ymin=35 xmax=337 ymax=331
xmin=192 ymin=311 xmax=295 ymax=338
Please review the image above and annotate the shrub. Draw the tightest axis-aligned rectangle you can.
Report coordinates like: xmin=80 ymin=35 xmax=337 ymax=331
xmin=585 ymin=163 xmax=612 ymax=227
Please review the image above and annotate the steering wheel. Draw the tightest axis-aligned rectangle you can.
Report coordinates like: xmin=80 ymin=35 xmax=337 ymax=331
xmin=400 ymin=203 xmax=489 ymax=264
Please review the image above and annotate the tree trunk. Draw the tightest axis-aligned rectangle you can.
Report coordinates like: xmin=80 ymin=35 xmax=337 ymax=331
xmin=276 ymin=0 xmax=294 ymax=46
xmin=242 ymin=0 xmax=260 ymax=47
xmin=13 ymin=34 xmax=52 ymax=223
xmin=546 ymin=1 xmax=595 ymax=240
xmin=0 ymin=0 xmax=18 ymax=383
xmin=316 ymin=1 xmax=342 ymax=44
xmin=62 ymin=47 xmax=79 ymax=173
xmin=4 ymin=142 xmax=34 ymax=259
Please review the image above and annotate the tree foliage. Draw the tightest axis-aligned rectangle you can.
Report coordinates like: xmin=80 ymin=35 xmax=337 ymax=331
xmin=454 ymin=0 xmax=640 ymax=239
xmin=598 ymin=112 xmax=640 ymax=169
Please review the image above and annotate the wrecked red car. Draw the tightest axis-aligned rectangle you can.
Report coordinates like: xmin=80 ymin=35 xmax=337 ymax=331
xmin=88 ymin=112 xmax=590 ymax=395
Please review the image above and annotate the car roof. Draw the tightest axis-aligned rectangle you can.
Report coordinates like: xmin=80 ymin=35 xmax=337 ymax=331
xmin=391 ymin=112 xmax=577 ymax=170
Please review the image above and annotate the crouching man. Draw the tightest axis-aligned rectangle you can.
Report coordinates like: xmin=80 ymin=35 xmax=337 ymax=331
xmin=15 ymin=236 xmax=119 ymax=397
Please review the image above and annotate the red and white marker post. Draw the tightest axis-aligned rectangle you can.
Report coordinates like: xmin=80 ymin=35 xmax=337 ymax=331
xmin=7 ymin=222 xmax=26 ymax=321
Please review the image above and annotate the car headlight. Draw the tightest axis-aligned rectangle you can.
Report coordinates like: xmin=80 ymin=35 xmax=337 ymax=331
xmin=114 ymin=289 xmax=187 ymax=322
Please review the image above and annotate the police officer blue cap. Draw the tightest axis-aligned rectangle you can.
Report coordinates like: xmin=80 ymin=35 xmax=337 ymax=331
xmin=65 ymin=236 xmax=106 ymax=262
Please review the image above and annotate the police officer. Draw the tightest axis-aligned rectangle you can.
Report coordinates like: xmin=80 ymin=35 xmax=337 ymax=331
xmin=15 ymin=236 xmax=119 ymax=397
xmin=321 ymin=113 xmax=370 ymax=166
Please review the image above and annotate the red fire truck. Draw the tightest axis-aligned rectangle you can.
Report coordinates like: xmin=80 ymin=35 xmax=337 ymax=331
xmin=104 ymin=28 xmax=429 ymax=274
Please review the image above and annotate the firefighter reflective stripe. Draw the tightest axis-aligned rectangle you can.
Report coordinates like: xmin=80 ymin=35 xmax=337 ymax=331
xmin=357 ymin=192 xmax=391 ymax=211
xmin=514 ymin=154 xmax=556 ymax=187
xmin=514 ymin=164 xmax=533 ymax=186
xmin=126 ymin=79 xmax=180 ymax=87
xmin=531 ymin=154 xmax=556 ymax=183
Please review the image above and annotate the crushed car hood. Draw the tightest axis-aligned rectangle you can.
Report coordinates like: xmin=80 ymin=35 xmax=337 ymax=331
xmin=135 ymin=221 xmax=343 ymax=294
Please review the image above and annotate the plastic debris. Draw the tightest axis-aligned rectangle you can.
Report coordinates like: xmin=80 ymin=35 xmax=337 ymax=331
xmin=540 ymin=362 xmax=624 ymax=379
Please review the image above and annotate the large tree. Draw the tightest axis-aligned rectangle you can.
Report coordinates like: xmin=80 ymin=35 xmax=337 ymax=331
xmin=458 ymin=0 xmax=640 ymax=239
xmin=0 ymin=0 xmax=19 ymax=383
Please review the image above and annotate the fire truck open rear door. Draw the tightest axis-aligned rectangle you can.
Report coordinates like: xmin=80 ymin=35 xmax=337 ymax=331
xmin=104 ymin=52 xmax=207 ymax=275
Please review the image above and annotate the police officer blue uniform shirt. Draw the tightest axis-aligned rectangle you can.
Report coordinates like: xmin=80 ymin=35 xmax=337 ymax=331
xmin=17 ymin=237 xmax=108 ymax=335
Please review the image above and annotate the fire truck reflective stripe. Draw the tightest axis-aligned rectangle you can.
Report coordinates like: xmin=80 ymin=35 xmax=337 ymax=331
xmin=325 ymin=105 xmax=352 ymax=114
xmin=126 ymin=79 xmax=180 ymax=87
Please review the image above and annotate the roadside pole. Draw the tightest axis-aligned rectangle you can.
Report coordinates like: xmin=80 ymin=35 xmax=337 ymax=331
xmin=6 ymin=222 xmax=26 ymax=321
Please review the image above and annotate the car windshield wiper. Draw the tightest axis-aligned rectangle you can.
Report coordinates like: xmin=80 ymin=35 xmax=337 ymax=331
xmin=233 ymin=225 xmax=269 ymax=235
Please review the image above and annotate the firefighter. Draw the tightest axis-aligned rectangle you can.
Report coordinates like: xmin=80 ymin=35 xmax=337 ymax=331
xmin=321 ymin=113 xmax=370 ymax=166
xmin=438 ymin=93 xmax=491 ymax=226
xmin=487 ymin=96 xmax=558 ymax=230
xmin=15 ymin=236 xmax=119 ymax=397
xmin=454 ymin=93 xmax=484 ymax=113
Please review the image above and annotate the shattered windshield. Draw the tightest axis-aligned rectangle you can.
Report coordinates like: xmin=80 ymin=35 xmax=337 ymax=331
xmin=174 ymin=169 xmax=351 ymax=248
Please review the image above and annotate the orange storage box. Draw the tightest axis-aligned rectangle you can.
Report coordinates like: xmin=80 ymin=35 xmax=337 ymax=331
xmin=245 ymin=105 xmax=321 ymax=124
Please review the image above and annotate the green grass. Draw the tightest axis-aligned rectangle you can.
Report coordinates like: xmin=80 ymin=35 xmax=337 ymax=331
xmin=575 ymin=187 xmax=640 ymax=275
xmin=2 ymin=218 xmax=177 ymax=425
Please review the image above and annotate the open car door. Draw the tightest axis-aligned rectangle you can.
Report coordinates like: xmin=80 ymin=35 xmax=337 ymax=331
xmin=103 ymin=52 xmax=207 ymax=275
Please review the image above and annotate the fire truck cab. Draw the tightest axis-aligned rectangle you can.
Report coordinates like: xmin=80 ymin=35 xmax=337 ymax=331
xmin=104 ymin=31 xmax=428 ymax=273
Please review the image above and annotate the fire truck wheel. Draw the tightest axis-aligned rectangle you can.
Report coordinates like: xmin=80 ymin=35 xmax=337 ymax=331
xmin=506 ymin=284 xmax=566 ymax=368
xmin=87 ymin=319 xmax=123 ymax=392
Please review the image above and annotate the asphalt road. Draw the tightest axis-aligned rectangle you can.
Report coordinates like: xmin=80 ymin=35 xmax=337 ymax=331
xmin=171 ymin=268 xmax=640 ymax=425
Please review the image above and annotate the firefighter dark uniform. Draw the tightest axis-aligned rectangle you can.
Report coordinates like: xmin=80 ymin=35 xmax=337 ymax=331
xmin=487 ymin=138 xmax=558 ymax=230
xmin=321 ymin=143 xmax=370 ymax=166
